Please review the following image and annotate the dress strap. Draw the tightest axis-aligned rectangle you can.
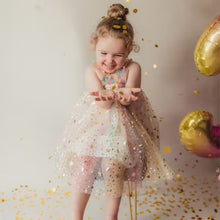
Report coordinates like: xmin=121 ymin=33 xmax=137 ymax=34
xmin=118 ymin=59 xmax=132 ymax=81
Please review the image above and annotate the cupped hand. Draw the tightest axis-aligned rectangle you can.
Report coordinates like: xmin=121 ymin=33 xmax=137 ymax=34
xmin=116 ymin=87 xmax=141 ymax=102
xmin=90 ymin=90 xmax=115 ymax=101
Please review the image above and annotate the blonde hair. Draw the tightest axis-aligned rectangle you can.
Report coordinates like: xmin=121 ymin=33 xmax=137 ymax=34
xmin=91 ymin=4 xmax=138 ymax=52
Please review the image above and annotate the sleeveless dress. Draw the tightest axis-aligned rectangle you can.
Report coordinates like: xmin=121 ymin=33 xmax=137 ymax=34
xmin=54 ymin=65 xmax=173 ymax=197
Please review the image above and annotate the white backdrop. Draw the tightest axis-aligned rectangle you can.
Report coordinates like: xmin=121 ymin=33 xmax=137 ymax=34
xmin=0 ymin=0 xmax=219 ymax=219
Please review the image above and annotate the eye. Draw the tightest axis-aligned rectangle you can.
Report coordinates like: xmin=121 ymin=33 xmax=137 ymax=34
xmin=115 ymin=54 xmax=123 ymax=57
xmin=101 ymin=52 xmax=107 ymax=55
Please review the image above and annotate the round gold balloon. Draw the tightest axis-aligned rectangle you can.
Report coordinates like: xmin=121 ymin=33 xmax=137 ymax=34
xmin=179 ymin=110 xmax=220 ymax=158
xmin=194 ymin=15 xmax=220 ymax=76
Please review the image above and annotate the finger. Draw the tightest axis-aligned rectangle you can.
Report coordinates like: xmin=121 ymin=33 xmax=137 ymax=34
xmin=131 ymin=88 xmax=141 ymax=94
xmin=130 ymin=94 xmax=138 ymax=100
xmin=123 ymin=97 xmax=128 ymax=102
xmin=131 ymin=96 xmax=138 ymax=101
xmin=95 ymin=97 xmax=101 ymax=101
xmin=101 ymin=96 xmax=107 ymax=101
xmin=90 ymin=91 xmax=100 ymax=96
xmin=128 ymin=96 xmax=132 ymax=102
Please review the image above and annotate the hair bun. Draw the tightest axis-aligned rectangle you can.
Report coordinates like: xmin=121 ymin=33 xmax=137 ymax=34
xmin=107 ymin=4 xmax=129 ymax=20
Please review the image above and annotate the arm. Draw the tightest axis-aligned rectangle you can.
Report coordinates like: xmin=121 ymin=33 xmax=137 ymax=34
xmin=85 ymin=64 xmax=114 ymax=109
xmin=117 ymin=62 xmax=141 ymax=106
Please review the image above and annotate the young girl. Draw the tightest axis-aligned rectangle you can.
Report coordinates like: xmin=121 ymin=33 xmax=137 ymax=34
xmin=55 ymin=4 xmax=173 ymax=220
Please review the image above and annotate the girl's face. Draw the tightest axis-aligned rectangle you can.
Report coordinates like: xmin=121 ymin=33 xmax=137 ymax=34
xmin=95 ymin=35 xmax=129 ymax=74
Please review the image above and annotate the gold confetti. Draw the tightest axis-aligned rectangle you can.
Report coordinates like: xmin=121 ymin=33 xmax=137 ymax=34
xmin=119 ymin=91 xmax=124 ymax=95
xmin=133 ymin=8 xmax=138 ymax=13
xmin=193 ymin=90 xmax=200 ymax=94
xmin=176 ymin=174 xmax=181 ymax=178
xmin=163 ymin=146 xmax=171 ymax=154
xmin=153 ymin=64 xmax=157 ymax=69
xmin=125 ymin=0 xmax=130 ymax=3
xmin=113 ymin=25 xmax=121 ymax=29
xmin=155 ymin=44 xmax=159 ymax=48
xmin=145 ymin=72 xmax=149 ymax=75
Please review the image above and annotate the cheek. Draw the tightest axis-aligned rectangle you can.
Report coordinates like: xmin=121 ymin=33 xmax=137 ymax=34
xmin=96 ymin=55 xmax=104 ymax=64
xmin=117 ymin=57 xmax=126 ymax=66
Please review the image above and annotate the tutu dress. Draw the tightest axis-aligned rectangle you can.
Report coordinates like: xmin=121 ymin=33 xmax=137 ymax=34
xmin=54 ymin=64 xmax=173 ymax=197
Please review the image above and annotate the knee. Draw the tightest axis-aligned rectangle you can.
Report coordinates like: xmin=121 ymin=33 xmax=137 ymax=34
xmin=105 ymin=212 xmax=118 ymax=220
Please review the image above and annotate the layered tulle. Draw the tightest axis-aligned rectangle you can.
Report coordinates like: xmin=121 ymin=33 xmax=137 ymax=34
xmin=54 ymin=91 xmax=173 ymax=197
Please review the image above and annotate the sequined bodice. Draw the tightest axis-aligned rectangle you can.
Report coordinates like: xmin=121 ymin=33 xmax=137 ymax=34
xmin=101 ymin=68 xmax=126 ymax=91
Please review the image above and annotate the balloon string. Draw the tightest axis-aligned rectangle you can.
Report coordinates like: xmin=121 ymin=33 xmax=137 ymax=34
xmin=128 ymin=180 xmax=133 ymax=220
xmin=134 ymin=180 xmax=137 ymax=220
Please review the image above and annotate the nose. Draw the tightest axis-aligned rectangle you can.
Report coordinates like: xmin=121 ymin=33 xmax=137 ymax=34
xmin=106 ymin=55 xmax=114 ymax=64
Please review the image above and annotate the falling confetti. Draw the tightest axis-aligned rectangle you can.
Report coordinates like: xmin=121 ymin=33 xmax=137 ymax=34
xmin=163 ymin=146 xmax=171 ymax=154
xmin=155 ymin=44 xmax=159 ymax=48
xmin=193 ymin=90 xmax=200 ymax=94
xmin=133 ymin=8 xmax=138 ymax=13
xmin=145 ymin=72 xmax=149 ymax=75
xmin=153 ymin=64 xmax=157 ymax=69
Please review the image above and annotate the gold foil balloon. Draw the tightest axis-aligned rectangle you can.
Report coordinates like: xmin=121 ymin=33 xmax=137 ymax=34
xmin=194 ymin=15 xmax=220 ymax=76
xmin=179 ymin=110 xmax=220 ymax=158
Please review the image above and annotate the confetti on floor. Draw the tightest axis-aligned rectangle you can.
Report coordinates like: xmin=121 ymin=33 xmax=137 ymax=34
xmin=0 ymin=174 xmax=219 ymax=220
xmin=1 ymin=150 xmax=219 ymax=220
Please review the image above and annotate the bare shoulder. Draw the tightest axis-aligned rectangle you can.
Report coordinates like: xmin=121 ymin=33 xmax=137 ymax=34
xmin=126 ymin=61 xmax=141 ymax=87
xmin=127 ymin=61 xmax=141 ymax=76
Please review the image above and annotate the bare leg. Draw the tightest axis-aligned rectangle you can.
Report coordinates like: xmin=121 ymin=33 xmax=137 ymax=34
xmin=71 ymin=192 xmax=90 ymax=220
xmin=102 ymin=158 xmax=125 ymax=220
xmin=71 ymin=156 xmax=98 ymax=220
xmin=105 ymin=196 xmax=122 ymax=220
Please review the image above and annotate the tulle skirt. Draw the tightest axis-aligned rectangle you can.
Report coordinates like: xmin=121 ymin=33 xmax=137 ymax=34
xmin=54 ymin=91 xmax=173 ymax=197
